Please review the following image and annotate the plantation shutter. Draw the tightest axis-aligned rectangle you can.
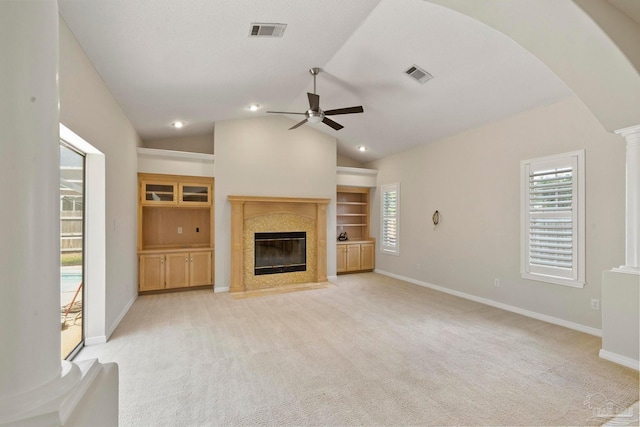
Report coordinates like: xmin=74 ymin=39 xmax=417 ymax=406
xmin=521 ymin=151 xmax=584 ymax=287
xmin=381 ymin=183 xmax=400 ymax=255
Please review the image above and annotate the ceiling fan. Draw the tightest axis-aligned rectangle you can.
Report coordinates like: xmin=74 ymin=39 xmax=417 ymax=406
xmin=267 ymin=67 xmax=364 ymax=131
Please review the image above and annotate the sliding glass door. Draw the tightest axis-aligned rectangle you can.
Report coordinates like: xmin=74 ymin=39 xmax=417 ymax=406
xmin=60 ymin=141 xmax=85 ymax=359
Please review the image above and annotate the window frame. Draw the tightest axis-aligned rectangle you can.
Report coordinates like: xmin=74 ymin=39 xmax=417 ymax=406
xmin=380 ymin=182 xmax=400 ymax=256
xmin=520 ymin=150 xmax=585 ymax=288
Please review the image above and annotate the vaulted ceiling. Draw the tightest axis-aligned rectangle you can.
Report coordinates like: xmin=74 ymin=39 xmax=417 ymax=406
xmin=58 ymin=0 xmax=575 ymax=162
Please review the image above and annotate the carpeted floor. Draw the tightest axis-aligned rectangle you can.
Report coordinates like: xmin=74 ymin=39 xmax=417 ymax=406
xmin=76 ymin=273 xmax=639 ymax=426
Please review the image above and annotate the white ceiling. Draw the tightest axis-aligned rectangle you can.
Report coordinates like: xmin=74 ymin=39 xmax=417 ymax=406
xmin=58 ymin=0 xmax=572 ymax=163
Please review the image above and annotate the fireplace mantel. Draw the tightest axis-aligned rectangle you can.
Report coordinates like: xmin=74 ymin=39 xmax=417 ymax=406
xmin=228 ymin=195 xmax=330 ymax=292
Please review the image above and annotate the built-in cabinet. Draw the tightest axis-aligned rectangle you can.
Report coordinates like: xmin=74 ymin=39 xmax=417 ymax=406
xmin=138 ymin=173 xmax=214 ymax=293
xmin=139 ymin=249 xmax=212 ymax=292
xmin=336 ymin=186 xmax=374 ymax=274
xmin=336 ymin=242 xmax=374 ymax=273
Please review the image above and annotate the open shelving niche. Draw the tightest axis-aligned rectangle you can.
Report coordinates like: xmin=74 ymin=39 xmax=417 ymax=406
xmin=336 ymin=186 xmax=375 ymax=273
xmin=336 ymin=186 xmax=370 ymax=241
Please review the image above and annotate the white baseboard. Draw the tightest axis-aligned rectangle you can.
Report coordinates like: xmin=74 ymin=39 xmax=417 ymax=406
xmin=327 ymin=275 xmax=338 ymax=282
xmin=214 ymin=286 xmax=230 ymax=293
xmin=374 ymin=269 xmax=602 ymax=337
xmin=105 ymin=293 xmax=137 ymax=340
xmin=599 ymin=349 xmax=640 ymax=371
xmin=84 ymin=335 xmax=107 ymax=346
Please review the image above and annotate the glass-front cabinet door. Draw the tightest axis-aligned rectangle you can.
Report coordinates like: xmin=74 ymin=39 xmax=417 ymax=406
xmin=179 ymin=183 xmax=211 ymax=205
xmin=141 ymin=181 xmax=177 ymax=205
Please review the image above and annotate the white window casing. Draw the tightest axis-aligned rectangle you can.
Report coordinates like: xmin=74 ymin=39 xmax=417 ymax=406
xmin=521 ymin=150 xmax=585 ymax=287
xmin=381 ymin=183 xmax=400 ymax=256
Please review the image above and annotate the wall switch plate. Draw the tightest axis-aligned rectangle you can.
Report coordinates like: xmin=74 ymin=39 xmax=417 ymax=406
xmin=591 ymin=299 xmax=600 ymax=310
xmin=178 ymin=227 xmax=183 ymax=234
xmin=494 ymin=279 xmax=500 ymax=287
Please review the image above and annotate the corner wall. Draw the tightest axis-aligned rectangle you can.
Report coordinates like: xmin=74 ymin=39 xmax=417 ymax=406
xmin=59 ymin=16 xmax=140 ymax=338
xmin=214 ymin=116 xmax=337 ymax=289
xmin=368 ymin=96 xmax=625 ymax=330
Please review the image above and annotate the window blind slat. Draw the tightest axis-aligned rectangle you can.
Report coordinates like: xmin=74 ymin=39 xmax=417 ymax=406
xmin=530 ymin=167 xmax=572 ymax=177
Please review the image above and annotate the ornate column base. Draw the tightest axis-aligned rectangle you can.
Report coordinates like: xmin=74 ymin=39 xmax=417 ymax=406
xmin=0 ymin=359 xmax=118 ymax=426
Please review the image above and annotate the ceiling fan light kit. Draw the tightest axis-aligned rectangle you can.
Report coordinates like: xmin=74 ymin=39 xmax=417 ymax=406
xmin=267 ymin=67 xmax=364 ymax=131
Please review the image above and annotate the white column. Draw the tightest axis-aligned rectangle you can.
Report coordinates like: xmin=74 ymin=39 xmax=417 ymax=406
xmin=614 ymin=125 xmax=640 ymax=274
xmin=0 ymin=2 xmax=94 ymax=424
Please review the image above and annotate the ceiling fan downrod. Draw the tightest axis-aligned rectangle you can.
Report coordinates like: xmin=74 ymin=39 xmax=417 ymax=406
xmin=310 ymin=67 xmax=320 ymax=95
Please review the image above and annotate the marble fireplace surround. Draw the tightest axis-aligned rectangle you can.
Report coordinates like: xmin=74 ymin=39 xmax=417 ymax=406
xmin=228 ymin=195 xmax=330 ymax=293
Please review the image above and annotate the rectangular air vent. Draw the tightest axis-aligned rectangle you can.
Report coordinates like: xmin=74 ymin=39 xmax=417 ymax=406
xmin=405 ymin=64 xmax=433 ymax=84
xmin=249 ymin=23 xmax=287 ymax=37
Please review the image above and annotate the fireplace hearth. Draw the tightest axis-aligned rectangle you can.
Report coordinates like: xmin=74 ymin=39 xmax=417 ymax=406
xmin=254 ymin=232 xmax=306 ymax=275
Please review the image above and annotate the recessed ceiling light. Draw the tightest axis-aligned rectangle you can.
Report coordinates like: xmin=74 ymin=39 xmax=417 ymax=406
xmin=248 ymin=104 xmax=260 ymax=112
xmin=357 ymin=146 xmax=367 ymax=152
xmin=171 ymin=121 xmax=185 ymax=129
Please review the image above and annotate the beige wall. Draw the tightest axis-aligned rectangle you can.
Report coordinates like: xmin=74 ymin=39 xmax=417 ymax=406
xmin=144 ymin=133 xmax=214 ymax=154
xmin=59 ymin=17 xmax=140 ymax=335
xmin=368 ymin=96 xmax=625 ymax=330
xmin=337 ymin=154 xmax=365 ymax=168
xmin=214 ymin=116 xmax=337 ymax=288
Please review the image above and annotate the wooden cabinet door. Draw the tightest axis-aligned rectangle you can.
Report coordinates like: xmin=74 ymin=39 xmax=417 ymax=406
xmin=360 ymin=243 xmax=375 ymax=271
xmin=336 ymin=245 xmax=347 ymax=273
xmin=139 ymin=254 xmax=165 ymax=291
xmin=141 ymin=181 xmax=177 ymax=206
xmin=165 ymin=252 xmax=190 ymax=288
xmin=345 ymin=244 xmax=362 ymax=271
xmin=190 ymin=251 xmax=212 ymax=286
xmin=179 ymin=183 xmax=212 ymax=206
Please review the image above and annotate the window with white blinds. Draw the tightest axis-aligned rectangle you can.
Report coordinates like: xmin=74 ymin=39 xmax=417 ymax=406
xmin=381 ymin=183 xmax=400 ymax=255
xmin=521 ymin=151 xmax=585 ymax=287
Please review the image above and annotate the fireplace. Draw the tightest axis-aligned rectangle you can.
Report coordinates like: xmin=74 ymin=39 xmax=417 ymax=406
xmin=228 ymin=195 xmax=329 ymax=292
xmin=254 ymin=232 xmax=306 ymax=275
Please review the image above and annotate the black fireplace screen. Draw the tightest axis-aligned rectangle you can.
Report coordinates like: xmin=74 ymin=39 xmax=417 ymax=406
xmin=254 ymin=232 xmax=306 ymax=275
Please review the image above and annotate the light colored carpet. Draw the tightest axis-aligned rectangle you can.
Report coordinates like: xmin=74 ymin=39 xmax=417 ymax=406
xmin=76 ymin=273 xmax=639 ymax=426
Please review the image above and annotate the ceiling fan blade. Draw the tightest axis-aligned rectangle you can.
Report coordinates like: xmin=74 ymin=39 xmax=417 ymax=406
xmin=322 ymin=117 xmax=344 ymax=131
xmin=289 ymin=119 xmax=308 ymax=130
xmin=324 ymin=106 xmax=364 ymax=116
xmin=266 ymin=111 xmax=306 ymax=115
xmin=308 ymin=92 xmax=320 ymax=111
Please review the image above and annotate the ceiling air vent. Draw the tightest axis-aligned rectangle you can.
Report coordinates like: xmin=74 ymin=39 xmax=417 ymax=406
xmin=405 ymin=64 xmax=433 ymax=84
xmin=249 ymin=23 xmax=287 ymax=37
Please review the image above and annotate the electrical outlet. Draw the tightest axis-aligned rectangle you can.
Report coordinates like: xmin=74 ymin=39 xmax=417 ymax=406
xmin=196 ymin=227 xmax=199 ymax=233
xmin=178 ymin=227 xmax=183 ymax=234
xmin=494 ymin=279 xmax=500 ymax=287
xmin=416 ymin=263 xmax=421 ymax=270
xmin=591 ymin=299 xmax=600 ymax=310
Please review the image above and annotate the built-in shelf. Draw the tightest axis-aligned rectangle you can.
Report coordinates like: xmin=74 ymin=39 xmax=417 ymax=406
xmin=137 ymin=173 xmax=214 ymax=293
xmin=336 ymin=186 xmax=371 ymax=242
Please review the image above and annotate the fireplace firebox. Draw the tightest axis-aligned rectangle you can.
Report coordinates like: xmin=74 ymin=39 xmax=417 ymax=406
xmin=254 ymin=232 xmax=306 ymax=275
